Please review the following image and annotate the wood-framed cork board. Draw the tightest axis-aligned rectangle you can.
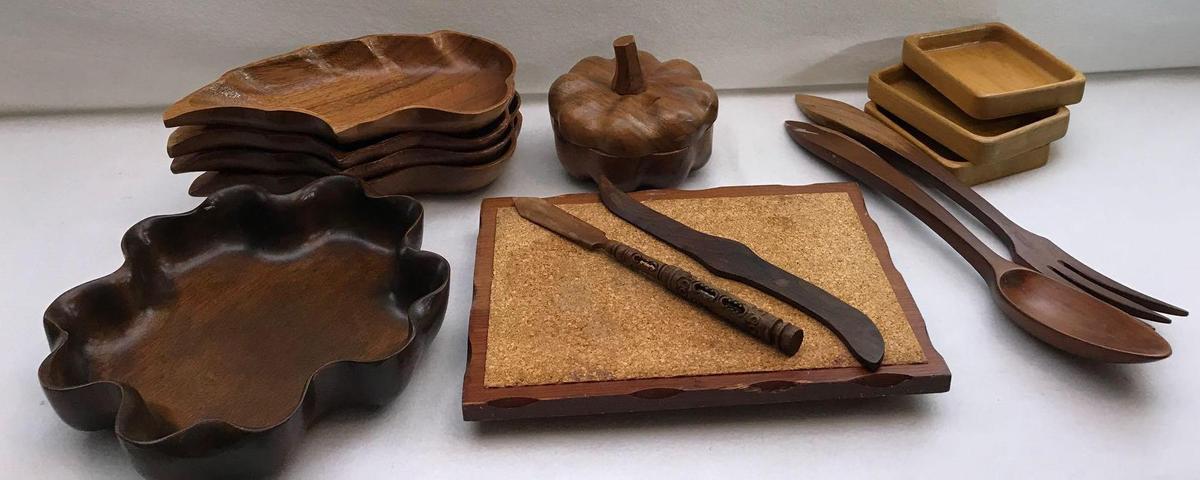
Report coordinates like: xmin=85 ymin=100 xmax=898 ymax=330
xmin=463 ymin=183 xmax=950 ymax=421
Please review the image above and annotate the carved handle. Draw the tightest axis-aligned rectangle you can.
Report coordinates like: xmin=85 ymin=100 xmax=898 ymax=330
xmin=604 ymin=241 xmax=804 ymax=355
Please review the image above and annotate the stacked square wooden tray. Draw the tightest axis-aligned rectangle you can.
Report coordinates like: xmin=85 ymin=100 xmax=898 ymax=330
xmin=867 ymin=23 xmax=1085 ymax=185
xmin=162 ymin=31 xmax=520 ymax=197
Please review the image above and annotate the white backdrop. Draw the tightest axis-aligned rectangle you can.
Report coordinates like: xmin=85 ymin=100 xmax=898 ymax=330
xmin=3 ymin=0 xmax=1200 ymax=112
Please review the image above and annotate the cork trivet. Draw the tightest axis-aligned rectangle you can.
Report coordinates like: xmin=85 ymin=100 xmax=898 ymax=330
xmin=483 ymin=189 xmax=925 ymax=388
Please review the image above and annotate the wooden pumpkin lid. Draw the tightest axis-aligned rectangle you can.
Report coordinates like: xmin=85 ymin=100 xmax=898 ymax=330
xmin=549 ymin=36 xmax=718 ymax=157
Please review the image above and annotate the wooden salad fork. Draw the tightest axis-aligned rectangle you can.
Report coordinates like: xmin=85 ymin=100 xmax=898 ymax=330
xmin=785 ymin=121 xmax=1171 ymax=363
xmin=794 ymin=94 xmax=1187 ymax=323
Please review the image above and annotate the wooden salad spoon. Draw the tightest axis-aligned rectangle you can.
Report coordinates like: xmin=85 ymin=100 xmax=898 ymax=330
xmin=785 ymin=121 xmax=1170 ymax=363
xmin=794 ymin=94 xmax=1187 ymax=323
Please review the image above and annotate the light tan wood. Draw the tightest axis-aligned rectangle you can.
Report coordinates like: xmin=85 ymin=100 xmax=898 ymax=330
xmin=868 ymin=64 xmax=1068 ymax=163
xmin=164 ymin=31 xmax=517 ymax=143
xmin=902 ymin=22 xmax=1085 ymax=119
xmin=864 ymin=102 xmax=1049 ymax=185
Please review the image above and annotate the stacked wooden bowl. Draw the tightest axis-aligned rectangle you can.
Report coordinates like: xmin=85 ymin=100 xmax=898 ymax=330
xmin=866 ymin=23 xmax=1084 ymax=185
xmin=162 ymin=31 xmax=520 ymax=196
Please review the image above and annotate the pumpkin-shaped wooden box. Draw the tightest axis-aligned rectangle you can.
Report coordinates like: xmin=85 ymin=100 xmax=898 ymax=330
xmin=549 ymin=35 xmax=718 ymax=191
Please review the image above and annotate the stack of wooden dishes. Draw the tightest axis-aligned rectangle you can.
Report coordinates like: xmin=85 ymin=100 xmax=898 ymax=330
xmin=866 ymin=23 xmax=1084 ymax=185
xmin=162 ymin=31 xmax=520 ymax=197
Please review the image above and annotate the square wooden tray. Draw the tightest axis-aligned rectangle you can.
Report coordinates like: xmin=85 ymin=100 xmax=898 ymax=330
xmin=462 ymin=184 xmax=950 ymax=421
xmin=902 ymin=22 xmax=1085 ymax=119
xmin=865 ymin=101 xmax=1050 ymax=185
xmin=868 ymin=64 xmax=1068 ymax=163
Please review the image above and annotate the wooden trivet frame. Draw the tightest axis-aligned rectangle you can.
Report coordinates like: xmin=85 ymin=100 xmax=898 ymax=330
xmin=462 ymin=183 xmax=950 ymax=421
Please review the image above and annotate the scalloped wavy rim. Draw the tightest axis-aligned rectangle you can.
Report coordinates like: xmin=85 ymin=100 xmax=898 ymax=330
xmin=36 ymin=176 xmax=450 ymax=448
xmin=163 ymin=30 xmax=518 ymax=137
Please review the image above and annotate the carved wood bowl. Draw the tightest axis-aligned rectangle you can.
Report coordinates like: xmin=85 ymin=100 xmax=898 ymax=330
xmin=548 ymin=35 xmax=717 ymax=191
xmin=168 ymin=94 xmax=522 ymax=169
xmin=554 ymin=124 xmax=712 ymax=191
xmin=163 ymin=31 xmax=517 ymax=144
xmin=187 ymin=113 xmax=522 ymax=197
xmin=37 ymin=176 xmax=450 ymax=479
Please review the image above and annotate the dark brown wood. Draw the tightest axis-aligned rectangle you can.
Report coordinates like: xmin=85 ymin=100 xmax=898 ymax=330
xmin=463 ymin=184 xmax=951 ymax=421
xmin=610 ymin=35 xmax=646 ymax=95
xmin=189 ymin=172 xmax=321 ymax=196
xmin=37 ymin=177 xmax=450 ymax=479
xmin=548 ymin=35 xmax=717 ymax=191
xmin=167 ymin=95 xmax=522 ymax=168
xmin=170 ymin=149 xmax=339 ymax=175
xmin=180 ymin=130 xmax=514 ymax=179
xmin=794 ymin=95 xmax=1187 ymax=321
xmin=785 ymin=121 xmax=1171 ymax=363
xmin=605 ymin=241 xmax=805 ymax=355
xmin=163 ymin=31 xmax=517 ymax=143
xmin=512 ymin=197 xmax=804 ymax=356
xmin=596 ymin=175 xmax=883 ymax=369
xmin=553 ymin=126 xmax=713 ymax=191
xmin=187 ymin=113 xmax=521 ymax=197
xmin=342 ymin=134 xmax=513 ymax=179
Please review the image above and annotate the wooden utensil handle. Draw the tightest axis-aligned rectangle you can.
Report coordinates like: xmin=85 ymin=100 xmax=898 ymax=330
xmin=796 ymin=98 xmax=1021 ymax=241
xmin=604 ymin=241 xmax=804 ymax=355
xmin=787 ymin=121 xmax=1006 ymax=278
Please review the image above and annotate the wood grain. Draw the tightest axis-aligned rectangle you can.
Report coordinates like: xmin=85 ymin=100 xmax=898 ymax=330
xmin=595 ymin=175 xmax=884 ymax=369
xmin=863 ymin=102 xmax=1049 ymax=185
xmin=37 ymin=177 xmax=450 ymax=479
xmin=549 ymin=35 xmax=717 ymax=191
xmin=786 ymin=122 xmax=1170 ymax=365
xmin=462 ymin=184 xmax=950 ymax=421
xmin=868 ymin=64 xmax=1068 ymax=163
xmin=167 ymin=95 xmax=521 ymax=168
xmin=163 ymin=31 xmax=517 ymax=143
xmin=796 ymin=94 xmax=1050 ymax=185
xmin=903 ymin=23 xmax=1085 ymax=119
xmin=187 ymin=114 xmax=521 ymax=197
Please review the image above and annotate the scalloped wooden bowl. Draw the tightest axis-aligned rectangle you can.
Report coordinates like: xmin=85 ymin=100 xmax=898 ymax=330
xmin=163 ymin=31 xmax=517 ymax=144
xmin=37 ymin=177 xmax=450 ymax=479
xmin=168 ymin=94 xmax=522 ymax=168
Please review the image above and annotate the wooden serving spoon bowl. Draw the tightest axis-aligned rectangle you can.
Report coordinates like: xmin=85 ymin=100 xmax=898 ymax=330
xmin=786 ymin=121 xmax=1170 ymax=363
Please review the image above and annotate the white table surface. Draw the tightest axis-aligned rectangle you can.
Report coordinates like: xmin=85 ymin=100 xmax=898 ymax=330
xmin=2 ymin=68 xmax=1198 ymax=479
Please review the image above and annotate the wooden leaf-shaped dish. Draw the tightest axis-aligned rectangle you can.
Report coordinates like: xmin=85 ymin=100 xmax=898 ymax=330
xmin=37 ymin=177 xmax=451 ymax=479
xmin=168 ymin=94 xmax=522 ymax=168
xmin=171 ymin=113 xmax=517 ymax=178
xmin=187 ymin=114 xmax=522 ymax=197
xmin=163 ymin=31 xmax=517 ymax=144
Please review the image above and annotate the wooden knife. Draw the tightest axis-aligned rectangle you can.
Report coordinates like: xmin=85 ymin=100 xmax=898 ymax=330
xmin=593 ymin=176 xmax=884 ymax=370
xmin=513 ymin=197 xmax=805 ymax=356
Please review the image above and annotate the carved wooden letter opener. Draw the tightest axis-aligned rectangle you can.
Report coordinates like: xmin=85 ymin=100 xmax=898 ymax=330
xmin=513 ymin=197 xmax=805 ymax=356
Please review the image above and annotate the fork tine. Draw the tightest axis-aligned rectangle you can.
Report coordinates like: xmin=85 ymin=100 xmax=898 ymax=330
xmin=1061 ymin=259 xmax=1188 ymax=316
xmin=1048 ymin=264 xmax=1173 ymax=324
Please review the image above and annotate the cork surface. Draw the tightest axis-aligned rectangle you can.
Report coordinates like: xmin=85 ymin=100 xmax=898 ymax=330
xmin=483 ymin=189 xmax=925 ymax=388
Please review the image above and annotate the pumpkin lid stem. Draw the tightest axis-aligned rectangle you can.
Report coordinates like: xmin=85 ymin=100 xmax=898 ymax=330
xmin=610 ymin=35 xmax=645 ymax=95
